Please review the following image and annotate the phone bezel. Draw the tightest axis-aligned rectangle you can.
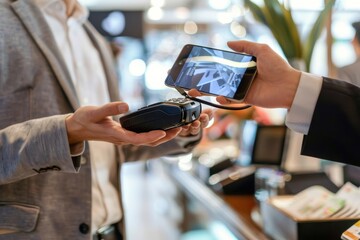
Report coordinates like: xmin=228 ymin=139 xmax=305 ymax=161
xmin=164 ymin=44 xmax=257 ymax=101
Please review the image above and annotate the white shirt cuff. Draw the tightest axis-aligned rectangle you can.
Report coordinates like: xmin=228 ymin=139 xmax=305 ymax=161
xmin=70 ymin=141 xmax=86 ymax=157
xmin=285 ymin=72 xmax=323 ymax=134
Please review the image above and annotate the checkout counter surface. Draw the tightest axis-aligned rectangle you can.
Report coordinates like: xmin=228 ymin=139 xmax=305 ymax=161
xmin=164 ymin=160 xmax=270 ymax=240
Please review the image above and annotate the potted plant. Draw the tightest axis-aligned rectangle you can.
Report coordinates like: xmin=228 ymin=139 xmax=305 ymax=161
xmin=244 ymin=0 xmax=336 ymax=71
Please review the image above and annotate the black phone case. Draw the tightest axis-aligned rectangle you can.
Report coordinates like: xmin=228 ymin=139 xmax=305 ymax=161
xmin=164 ymin=44 xmax=257 ymax=101
xmin=119 ymin=98 xmax=201 ymax=133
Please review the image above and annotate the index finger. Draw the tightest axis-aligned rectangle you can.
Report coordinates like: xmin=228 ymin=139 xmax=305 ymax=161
xmin=188 ymin=89 xmax=203 ymax=97
xmin=89 ymin=102 xmax=129 ymax=122
xmin=227 ymin=40 xmax=263 ymax=56
xmin=188 ymin=89 xmax=212 ymax=97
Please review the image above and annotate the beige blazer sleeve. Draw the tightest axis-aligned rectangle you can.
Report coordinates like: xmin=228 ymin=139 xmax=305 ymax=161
xmin=0 ymin=115 xmax=79 ymax=185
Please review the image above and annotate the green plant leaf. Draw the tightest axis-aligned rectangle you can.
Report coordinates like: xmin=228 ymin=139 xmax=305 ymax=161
xmin=263 ymin=0 xmax=295 ymax=58
xmin=261 ymin=5 xmax=289 ymax=50
xmin=245 ymin=0 xmax=301 ymax=59
xmin=244 ymin=0 xmax=335 ymax=71
xmin=280 ymin=3 xmax=302 ymax=58
xmin=303 ymin=0 xmax=336 ymax=71
xmin=244 ymin=0 xmax=267 ymax=25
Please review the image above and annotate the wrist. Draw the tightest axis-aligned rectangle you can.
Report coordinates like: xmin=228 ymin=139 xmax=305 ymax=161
xmin=64 ymin=114 xmax=86 ymax=156
xmin=65 ymin=114 xmax=83 ymax=145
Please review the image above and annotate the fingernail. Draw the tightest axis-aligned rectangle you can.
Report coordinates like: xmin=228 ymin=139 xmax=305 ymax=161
xmin=118 ymin=103 xmax=128 ymax=112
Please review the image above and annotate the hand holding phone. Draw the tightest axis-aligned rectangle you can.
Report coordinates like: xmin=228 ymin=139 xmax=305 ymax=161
xmin=165 ymin=44 xmax=257 ymax=102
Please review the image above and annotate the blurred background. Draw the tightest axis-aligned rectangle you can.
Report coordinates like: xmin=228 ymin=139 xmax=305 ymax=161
xmin=78 ymin=0 xmax=360 ymax=239
xmin=80 ymin=0 xmax=360 ymax=110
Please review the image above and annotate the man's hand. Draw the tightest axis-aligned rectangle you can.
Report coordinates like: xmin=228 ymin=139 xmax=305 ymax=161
xmin=189 ymin=41 xmax=302 ymax=110
xmin=65 ymin=102 xmax=182 ymax=149
xmin=226 ymin=41 xmax=301 ymax=109
xmin=178 ymin=108 xmax=213 ymax=137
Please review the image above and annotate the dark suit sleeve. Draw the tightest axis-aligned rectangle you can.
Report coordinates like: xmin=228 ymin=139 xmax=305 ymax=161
xmin=301 ymin=78 xmax=360 ymax=166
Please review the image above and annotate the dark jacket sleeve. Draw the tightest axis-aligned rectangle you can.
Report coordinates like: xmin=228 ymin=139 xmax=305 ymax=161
xmin=301 ymin=78 xmax=360 ymax=166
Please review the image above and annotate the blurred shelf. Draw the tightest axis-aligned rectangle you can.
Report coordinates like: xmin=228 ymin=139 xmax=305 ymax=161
xmin=166 ymin=162 xmax=270 ymax=240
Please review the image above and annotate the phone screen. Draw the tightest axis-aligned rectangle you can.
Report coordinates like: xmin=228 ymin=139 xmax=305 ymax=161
xmin=165 ymin=44 xmax=257 ymax=101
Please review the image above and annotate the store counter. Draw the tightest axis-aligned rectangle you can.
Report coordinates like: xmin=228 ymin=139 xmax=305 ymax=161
xmin=162 ymin=160 xmax=270 ymax=240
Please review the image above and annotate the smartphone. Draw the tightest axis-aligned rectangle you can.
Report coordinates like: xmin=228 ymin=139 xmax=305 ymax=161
xmin=165 ymin=44 xmax=257 ymax=101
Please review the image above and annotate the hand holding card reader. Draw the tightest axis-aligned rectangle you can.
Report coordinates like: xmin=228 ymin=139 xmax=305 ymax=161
xmin=120 ymin=98 xmax=201 ymax=133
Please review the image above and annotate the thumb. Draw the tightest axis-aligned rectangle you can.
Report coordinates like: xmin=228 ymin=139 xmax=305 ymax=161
xmin=227 ymin=40 xmax=259 ymax=56
xmin=89 ymin=102 xmax=129 ymax=122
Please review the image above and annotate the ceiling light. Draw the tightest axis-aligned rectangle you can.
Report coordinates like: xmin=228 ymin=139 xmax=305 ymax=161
xmin=217 ymin=12 xmax=233 ymax=24
xmin=184 ymin=21 xmax=198 ymax=35
xmin=208 ymin=0 xmax=231 ymax=10
xmin=147 ymin=7 xmax=164 ymax=21
xmin=150 ymin=0 xmax=165 ymax=8
xmin=230 ymin=22 xmax=247 ymax=38
xmin=175 ymin=7 xmax=190 ymax=20
xmin=129 ymin=59 xmax=146 ymax=77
